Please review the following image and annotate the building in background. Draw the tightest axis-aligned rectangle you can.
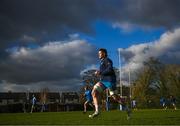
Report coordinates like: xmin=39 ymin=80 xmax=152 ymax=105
xmin=0 ymin=91 xmax=81 ymax=113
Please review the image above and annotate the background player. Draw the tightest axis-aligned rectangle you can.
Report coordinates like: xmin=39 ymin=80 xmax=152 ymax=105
xmin=83 ymin=85 xmax=94 ymax=113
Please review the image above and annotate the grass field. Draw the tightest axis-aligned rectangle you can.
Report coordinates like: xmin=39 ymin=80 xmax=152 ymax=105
xmin=0 ymin=109 xmax=180 ymax=125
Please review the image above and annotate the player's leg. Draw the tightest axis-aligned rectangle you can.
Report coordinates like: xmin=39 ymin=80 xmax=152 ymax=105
xmin=102 ymin=82 xmax=121 ymax=104
xmin=110 ymin=90 xmax=132 ymax=120
xmin=91 ymin=86 xmax=100 ymax=116
xmin=111 ymin=94 xmax=121 ymax=104
xmin=89 ymin=82 xmax=104 ymax=118
xmin=30 ymin=104 xmax=34 ymax=113
xmin=163 ymin=102 xmax=167 ymax=110
xmin=172 ymin=103 xmax=177 ymax=110
xmin=124 ymin=102 xmax=131 ymax=120
xmin=88 ymin=101 xmax=94 ymax=108
xmin=84 ymin=101 xmax=88 ymax=113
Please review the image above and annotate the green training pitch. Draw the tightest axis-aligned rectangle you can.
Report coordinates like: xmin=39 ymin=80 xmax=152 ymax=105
xmin=0 ymin=109 xmax=180 ymax=125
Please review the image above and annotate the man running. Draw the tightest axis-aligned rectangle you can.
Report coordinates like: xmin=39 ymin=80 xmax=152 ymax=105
xmin=89 ymin=48 xmax=131 ymax=119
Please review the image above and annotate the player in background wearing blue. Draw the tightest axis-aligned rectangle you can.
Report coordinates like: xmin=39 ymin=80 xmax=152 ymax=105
xmin=83 ymin=85 xmax=94 ymax=113
xmin=160 ymin=97 xmax=167 ymax=110
xmin=132 ymin=99 xmax=137 ymax=110
xmin=89 ymin=48 xmax=131 ymax=119
xmin=170 ymin=95 xmax=177 ymax=110
xmin=30 ymin=94 xmax=36 ymax=113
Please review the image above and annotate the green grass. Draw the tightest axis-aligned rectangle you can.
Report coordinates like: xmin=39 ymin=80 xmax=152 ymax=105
xmin=0 ymin=109 xmax=180 ymax=125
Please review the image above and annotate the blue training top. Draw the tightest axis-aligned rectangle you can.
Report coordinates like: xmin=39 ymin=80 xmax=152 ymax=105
xmin=99 ymin=57 xmax=116 ymax=83
xmin=99 ymin=57 xmax=116 ymax=90
xmin=85 ymin=90 xmax=92 ymax=101
xmin=32 ymin=96 xmax=36 ymax=105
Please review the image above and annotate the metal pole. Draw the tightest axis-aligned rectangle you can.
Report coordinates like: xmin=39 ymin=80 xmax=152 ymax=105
xmin=118 ymin=49 xmax=122 ymax=97
xmin=129 ymin=66 xmax=131 ymax=98
xmin=106 ymin=89 xmax=109 ymax=111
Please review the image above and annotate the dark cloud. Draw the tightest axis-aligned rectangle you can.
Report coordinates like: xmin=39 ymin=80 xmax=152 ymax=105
xmin=1 ymin=0 xmax=180 ymax=50
xmin=0 ymin=0 xmax=94 ymax=49
xmin=0 ymin=40 xmax=98 ymax=91
xmin=122 ymin=0 xmax=180 ymax=28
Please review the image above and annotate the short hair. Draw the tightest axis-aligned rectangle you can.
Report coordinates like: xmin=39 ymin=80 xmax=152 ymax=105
xmin=99 ymin=48 xmax=108 ymax=57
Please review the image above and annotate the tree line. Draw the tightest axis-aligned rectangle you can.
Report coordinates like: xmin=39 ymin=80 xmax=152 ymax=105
xmin=81 ymin=57 xmax=180 ymax=109
xmin=132 ymin=57 xmax=180 ymax=108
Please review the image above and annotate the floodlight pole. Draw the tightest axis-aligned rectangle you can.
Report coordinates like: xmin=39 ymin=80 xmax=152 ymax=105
xmin=129 ymin=66 xmax=131 ymax=98
xmin=118 ymin=49 xmax=122 ymax=97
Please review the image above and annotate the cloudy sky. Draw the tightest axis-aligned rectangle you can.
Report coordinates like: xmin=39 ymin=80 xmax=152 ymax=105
xmin=0 ymin=0 xmax=180 ymax=92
